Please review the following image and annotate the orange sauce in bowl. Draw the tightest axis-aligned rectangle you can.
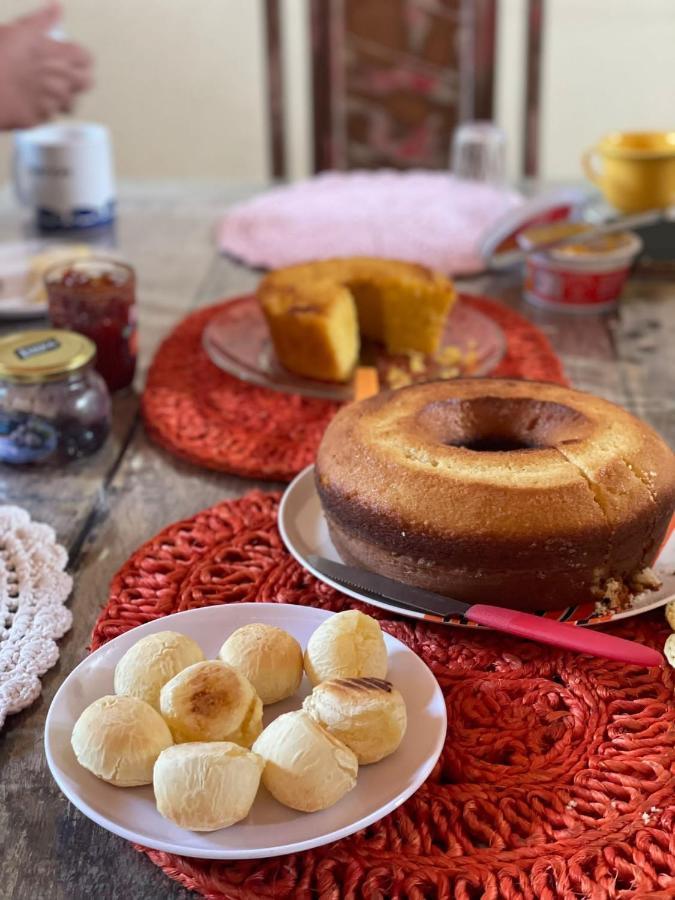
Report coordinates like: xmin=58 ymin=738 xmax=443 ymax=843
xmin=519 ymin=222 xmax=636 ymax=257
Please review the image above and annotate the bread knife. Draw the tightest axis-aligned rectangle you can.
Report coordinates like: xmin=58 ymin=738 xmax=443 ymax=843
xmin=307 ymin=556 xmax=663 ymax=667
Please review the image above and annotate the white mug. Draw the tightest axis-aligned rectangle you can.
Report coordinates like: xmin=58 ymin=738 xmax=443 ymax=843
xmin=13 ymin=122 xmax=115 ymax=230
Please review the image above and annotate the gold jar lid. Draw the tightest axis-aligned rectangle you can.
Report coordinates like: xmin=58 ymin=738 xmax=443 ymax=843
xmin=0 ymin=329 xmax=95 ymax=383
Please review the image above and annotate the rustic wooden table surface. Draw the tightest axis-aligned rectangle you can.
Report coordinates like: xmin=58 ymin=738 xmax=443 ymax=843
xmin=0 ymin=181 xmax=673 ymax=900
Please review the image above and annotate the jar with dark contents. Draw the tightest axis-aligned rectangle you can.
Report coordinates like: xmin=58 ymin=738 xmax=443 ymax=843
xmin=0 ymin=330 xmax=111 ymax=465
xmin=45 ymin=257 xmax=137 ymax=392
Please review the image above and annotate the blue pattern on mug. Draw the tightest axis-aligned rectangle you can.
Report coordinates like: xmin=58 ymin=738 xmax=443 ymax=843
xmin=37 ymin=199 xmax=116 ymax=231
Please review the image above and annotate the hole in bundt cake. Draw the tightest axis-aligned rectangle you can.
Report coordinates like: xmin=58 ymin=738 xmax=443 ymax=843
xmin=455 ymin=436 xmax=540 ymax=452
xmin=417 ymin=396 xmax=593 ymax=452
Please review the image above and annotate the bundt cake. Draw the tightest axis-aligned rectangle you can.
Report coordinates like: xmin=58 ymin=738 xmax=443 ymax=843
xmin=258 ymin=258 xmax=455 ymax=383
xmin=315 ymin=378 xmax=675 ymax=612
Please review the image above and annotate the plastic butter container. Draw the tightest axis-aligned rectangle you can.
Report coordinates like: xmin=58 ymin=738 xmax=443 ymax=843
xmin=478 ymin=188 xmax=643 ymax=313
xmin=517 ymin=224 xmax=642 ymax=313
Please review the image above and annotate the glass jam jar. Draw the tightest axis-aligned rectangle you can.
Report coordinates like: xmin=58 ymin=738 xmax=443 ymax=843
xmin=45 ymin=257 xmax=137 ymax=392
xmin=0 ymin=329 xmax=111 ymax=465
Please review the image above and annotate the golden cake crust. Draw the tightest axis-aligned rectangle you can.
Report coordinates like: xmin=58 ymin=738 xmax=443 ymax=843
xmin=316 ymin=379 xmax=675 ymax=611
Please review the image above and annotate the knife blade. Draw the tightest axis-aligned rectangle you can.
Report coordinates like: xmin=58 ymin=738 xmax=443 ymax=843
xmin=307 ymin=555 xmax=664 ymax=667
xmin=307 ymin=555 xmax=467 ymax=621
xmin=490 ymin=206 xmax=674 ymax=269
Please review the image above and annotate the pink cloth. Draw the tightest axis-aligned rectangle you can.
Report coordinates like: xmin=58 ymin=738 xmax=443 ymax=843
xmin=217 ymin=170 xmax=523 ymax=275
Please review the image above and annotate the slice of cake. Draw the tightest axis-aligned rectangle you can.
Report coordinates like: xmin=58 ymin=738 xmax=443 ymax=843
xmin=259 ymin=280 xmax=359 ymax=382
xmin=258 ymin=258 xmax=455 ymax=383
xmin=347 ymin=273 xmax=452 ymax=355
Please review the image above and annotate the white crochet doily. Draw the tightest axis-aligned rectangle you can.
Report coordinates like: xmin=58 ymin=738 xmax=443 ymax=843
xmin=0 ymin=505 xmax=72 ymax=728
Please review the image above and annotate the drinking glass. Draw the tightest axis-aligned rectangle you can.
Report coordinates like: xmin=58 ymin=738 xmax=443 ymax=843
xmin=451 ymin=121 xmax=507 ymax=185
xmin=45 ymin=258 xmax=136 ymax=392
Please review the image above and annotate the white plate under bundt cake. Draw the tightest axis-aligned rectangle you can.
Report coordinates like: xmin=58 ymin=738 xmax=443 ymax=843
xmin=315 ymin=379 xmax=675 ymax=612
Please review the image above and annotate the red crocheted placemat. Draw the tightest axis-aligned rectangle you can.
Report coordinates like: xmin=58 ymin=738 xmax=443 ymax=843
xmin=92 ymin=491 xmax=675 ymax=900
xmin=141 ymin=294 xmax=567 ymax=482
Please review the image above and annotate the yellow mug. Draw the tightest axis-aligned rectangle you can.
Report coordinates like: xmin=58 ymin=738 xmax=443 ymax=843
xmin=582 ymin=131 xmax=675 ymax=213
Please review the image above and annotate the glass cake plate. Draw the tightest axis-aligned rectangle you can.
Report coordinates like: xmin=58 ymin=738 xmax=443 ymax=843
xmin=202 ymin=293 xmax=506 ymax=401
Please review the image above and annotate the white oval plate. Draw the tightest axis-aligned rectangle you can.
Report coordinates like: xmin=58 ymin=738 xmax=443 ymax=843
xmin=45 ymin=602 xmax=446 ymax=860
xmin=0 ymin=241 xmax=124 ymax=319
xmin=0 ymin=240 xmax=48 ymax=318
xmin=279 ymin=465 xmax=675 ymax=627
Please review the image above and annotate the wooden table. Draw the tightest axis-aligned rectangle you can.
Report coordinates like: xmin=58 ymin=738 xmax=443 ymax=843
xmin=1 ymin=181 xmax=673 ymax=900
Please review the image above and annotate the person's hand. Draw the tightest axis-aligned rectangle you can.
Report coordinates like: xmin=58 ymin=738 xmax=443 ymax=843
xmin=0 ymin=3 xmax=93 ymax=130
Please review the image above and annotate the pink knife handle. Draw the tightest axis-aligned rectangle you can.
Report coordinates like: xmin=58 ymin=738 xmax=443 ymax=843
xmin=467 ymin=604 xmax=663 ymax=667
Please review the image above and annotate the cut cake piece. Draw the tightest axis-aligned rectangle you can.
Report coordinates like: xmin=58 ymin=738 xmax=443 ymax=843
xmin=258 ymin=258 xmax=455 ymax=383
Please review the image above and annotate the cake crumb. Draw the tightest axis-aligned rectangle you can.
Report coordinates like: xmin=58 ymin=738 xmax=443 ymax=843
xmin=641 ymin=807 xmax=663 ymax=824
xmin=435 ymin=345 xmax=463 ymax=366
xmin=632 ymin=567 xmax=662 ymax=592
xmin=603 ymin=578 xmax=631 ymax=610
xmin=386 ymin=366 xmax=413 ymax=389
xmin=439 ymin=365 xmax=460 ymax=379
xmin=591 ymin=566 xmax=662 ymax=613
xmin=566 ymin=799 xmax=577 ymax=809
xmin=406 ymin=351 xmax=426 ymax=374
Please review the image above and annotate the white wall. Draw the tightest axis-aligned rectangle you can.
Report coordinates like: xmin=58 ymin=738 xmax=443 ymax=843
xmin=0 ymin=0 xmax=672 ymax=184
xmin=280 ymin=0 xmax=312 ymax=182
xmin=495 ymin=0 xmax=526 ymax=181
xmin=497 ymin=0 xmax=675 ymax=181
xmin=0 ymin=0 xmax=270 ymax=181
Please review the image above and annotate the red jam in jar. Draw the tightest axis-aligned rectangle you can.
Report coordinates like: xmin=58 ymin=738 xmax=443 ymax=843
xmin=45 ymin=258 xmax=137 ymax=391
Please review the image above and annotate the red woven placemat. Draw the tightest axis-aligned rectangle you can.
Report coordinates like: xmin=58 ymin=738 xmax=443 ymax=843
xmin=141 ymin=294 xmax=567 ymax=482
xmin=92 ymin=491 xmax=675 ymax=900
